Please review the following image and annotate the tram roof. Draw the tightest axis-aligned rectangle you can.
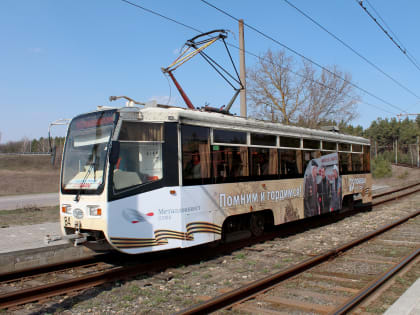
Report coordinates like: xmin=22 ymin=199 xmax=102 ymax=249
xmin=113 ymin=105 xmax=370 ymax=145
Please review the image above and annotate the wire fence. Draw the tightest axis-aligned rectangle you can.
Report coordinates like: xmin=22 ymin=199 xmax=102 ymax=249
xmin=371 ymin=141 xmax=420 ymax=168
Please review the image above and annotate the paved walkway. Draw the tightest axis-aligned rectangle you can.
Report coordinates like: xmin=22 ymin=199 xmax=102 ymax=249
xmin=0 ymin=193 xmax=59 ymax=210
xmin=0 ymin=222 xmax=67 ymax=253
xmin=384 ymin=278 xmax=420 ymax=315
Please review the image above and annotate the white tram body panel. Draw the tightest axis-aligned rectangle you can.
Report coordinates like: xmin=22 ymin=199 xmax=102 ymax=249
xmin=107 ymin=186 xmax=221 ymax=254
xmin=59 ymin=105 xmax=372 ymax=254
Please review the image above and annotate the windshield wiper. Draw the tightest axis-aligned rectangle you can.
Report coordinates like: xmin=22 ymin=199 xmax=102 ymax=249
xmin=74 ymin=162 xmax=94 ymax=202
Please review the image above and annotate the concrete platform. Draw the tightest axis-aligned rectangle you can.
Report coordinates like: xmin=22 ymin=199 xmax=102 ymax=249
xmin=384 ymin=278 xmax=420 ymax=315
xmin=0 ymin=222 xmax=66 ymax=253
xmin=0 ymin=222 xmax=93 ymax=273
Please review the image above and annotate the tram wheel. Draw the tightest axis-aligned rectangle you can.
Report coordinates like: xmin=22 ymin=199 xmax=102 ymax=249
xmin=250 ymin=213 xmax=265 ymax=237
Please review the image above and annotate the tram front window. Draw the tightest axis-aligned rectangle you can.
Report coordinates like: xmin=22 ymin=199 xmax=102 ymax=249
xmin=112 ymin=122 xmax=163 ymax=191
xmin=61 ymin=111 xmax=116 ymax=192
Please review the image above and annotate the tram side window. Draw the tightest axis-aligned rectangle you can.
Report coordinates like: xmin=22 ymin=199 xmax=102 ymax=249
xmin=339 ymin=152 xmax=352 ymax=175
xmin=181 ymin=125 xmax=211 ymax=185
xmin=323 ymin=141 xmax=337 ymax=151
xmin=250 ymin=148 xmax=278 ymax=179
xmin=363 ymin=146 xmax=371 ymax=172
xmin=212 ymin=145 xmax=248 ymax=184
xmin=352 ymin=153 xmax=363 ymax=173
xmin=279 ymin=149 xmax=302 ymax=177
xmin=113 ymin=122 xmax=163 ymax=191
xmin=302 ymin=150 xmax=320 ymax=171
xmin=213 ymin=129 xmax=247 ymax=144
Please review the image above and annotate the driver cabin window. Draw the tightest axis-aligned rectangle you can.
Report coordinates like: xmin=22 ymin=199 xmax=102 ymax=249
xmin=113 ymin=122 xmax=163 ymax=191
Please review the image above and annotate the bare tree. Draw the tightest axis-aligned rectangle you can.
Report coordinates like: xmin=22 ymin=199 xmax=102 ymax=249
xmin=247 ymin=49 xmax=359 ymax=128
xmin=247 ymin=50 xmax=309 ymax=124
xmin=298 ymin=62 xmax=359 ymax=128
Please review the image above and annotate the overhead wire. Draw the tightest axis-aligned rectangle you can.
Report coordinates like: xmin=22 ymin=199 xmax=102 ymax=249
xmin=200 ymin=0 xmax=407 ymax=114
xmin=226 ymin=42 xmax=396 ymax=116
xmin=281 ymin=0 xmax=420 ymax=100
xmin=119 ymin=0 xmax=398 ymax=116
xmin=356 ymin=0 xmax=420 ymax=73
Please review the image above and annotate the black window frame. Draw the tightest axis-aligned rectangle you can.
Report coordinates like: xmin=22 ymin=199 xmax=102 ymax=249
xmin=280 ymin=136 xmax=301 ymax=148
xmin=250 ymin=133 xmax=277 ymax=147
xmin=181 ymin=125 xmax=212 ymax=186
xmin=108 ymin=122 xmax=179 ymax=202
xmin=303 ymin=139 xmax=320 ymax=150
xmin=213 ymin=129 xmax=247 ymax=145
xmin=61 ymin=109 xmax=119 ymax=196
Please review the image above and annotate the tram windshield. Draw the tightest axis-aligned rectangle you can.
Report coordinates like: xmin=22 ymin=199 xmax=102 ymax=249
xmin=61 ymin=110 xmax=117 ymax=192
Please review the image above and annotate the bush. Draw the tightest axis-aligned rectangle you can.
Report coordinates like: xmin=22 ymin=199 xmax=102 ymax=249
xmin=371 ymin=156 xmax=392 ymax=178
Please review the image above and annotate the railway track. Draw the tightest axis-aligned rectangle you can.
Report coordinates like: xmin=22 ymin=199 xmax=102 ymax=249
xmin=179 ymin=210 xmax=420 ymax=314
xmin=0 ymin=181 xmax=419 ymax=311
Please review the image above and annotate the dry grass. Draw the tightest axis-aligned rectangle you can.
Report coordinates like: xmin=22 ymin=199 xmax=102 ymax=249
xmin=0 ymin=155 xmax=60 ymax=196
xmin=373 ymin=165 xmax=420 ymax=188
xmin=0 ymin=206 xmax=59 ymax=227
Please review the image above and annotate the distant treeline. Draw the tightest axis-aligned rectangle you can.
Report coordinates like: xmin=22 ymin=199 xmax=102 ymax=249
xmin=338 ymin=116 xmax=420 ymax=147
xmin=0 ymin=136 xmax=65 ymax=153
xmin=1 ymin=116 xmax=419 ymax=153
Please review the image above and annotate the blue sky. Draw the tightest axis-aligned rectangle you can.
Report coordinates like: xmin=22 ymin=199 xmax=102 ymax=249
xmin=1 ymin=1 xmax=419 ymax=143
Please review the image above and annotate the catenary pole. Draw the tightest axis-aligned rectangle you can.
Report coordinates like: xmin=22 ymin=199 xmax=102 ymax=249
xmin=239 ymin=19 xmax=247 ymax=117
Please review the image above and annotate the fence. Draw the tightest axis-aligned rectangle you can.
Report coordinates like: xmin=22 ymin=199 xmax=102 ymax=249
xmin=371 ymin=137 xmax=420 ymax=168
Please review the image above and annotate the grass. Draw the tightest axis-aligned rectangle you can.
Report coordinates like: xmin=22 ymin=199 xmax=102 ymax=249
xmin=397 ymin=170 xmax=409 ymax=179
xmin=234 ymin=253 xmax=246 ymax=259
xmin=371 ymin=157 xmax=392 ymax=178
xmin=0 ymin=155 xmax=60 ymax=196
xmin=0 ymin=206 xmax=59 ymax=226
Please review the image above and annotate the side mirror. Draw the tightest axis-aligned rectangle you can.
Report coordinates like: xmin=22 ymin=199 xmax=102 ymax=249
xmin=109 ymin=141 xmax=120 ymax=165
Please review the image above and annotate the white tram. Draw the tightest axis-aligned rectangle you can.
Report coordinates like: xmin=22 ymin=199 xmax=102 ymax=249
xmin=59 ymin=103 xmax=372 ymax=254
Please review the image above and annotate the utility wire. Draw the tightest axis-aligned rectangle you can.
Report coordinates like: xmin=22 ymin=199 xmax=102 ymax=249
xmin=200 ymin=0 xmax=407 ymax=114
xmin=364 ymin=0 xmax=420 ymax=70
xmin=228 ymin=42 xmax=396 ymax=116
xmin=121 ymin=0 xmax=201 ymax=33
xmin=356 ymin=0 xmax=420 ymax=73
xmin=119 ymin=0 xmax=397 ymax=116
xmin=282 ymin=0 xmax=420 ymax=100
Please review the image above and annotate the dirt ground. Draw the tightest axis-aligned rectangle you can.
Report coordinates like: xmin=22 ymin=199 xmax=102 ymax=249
xmin=373 ymin=165 xmax=420 ymax=188
xmin=0 ymin=206 xmax=59 ymax=228
xmin=0 ymin=155 xmax=60 ymax=196
xmin=14 ymin=190 xmax=420 ymax=314
xmin=1 ymin=159 xmax=419 ymax=314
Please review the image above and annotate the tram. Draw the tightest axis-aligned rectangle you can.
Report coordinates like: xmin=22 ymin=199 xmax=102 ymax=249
xmin=59 ymin=102 xmax=371 ymax=254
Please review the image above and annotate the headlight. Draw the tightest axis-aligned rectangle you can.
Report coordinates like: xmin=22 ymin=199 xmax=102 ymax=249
xmin=87 ymin=205 xmax=102 ymax=217
xmin=73 ymin=208 xmax=84 ymax=220
xmin=61 ymin=204 xmax=72 ymax=214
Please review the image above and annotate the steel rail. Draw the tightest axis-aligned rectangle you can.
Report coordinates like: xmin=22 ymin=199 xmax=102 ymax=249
xmin=0 ymin=231 xmax=294 ymax=309
xmin=373 ymin=180 xmax=420 ymax=199
xmin=373 ymin=187 xmax=420 ymax=206
xmin=2 ymin=180 xmax=416 ymax=283
xmin=177 ymin=209 xmax=420 ymax=315
xmin=0 ymin=254 xmax=107 ymax=283
xmin=0 ymin=255 xmax=184 ymax=309
xmin=1 ymin=182 xmax=419 ymax=310
xmin=331 ymin=246 xmax=420 ymax=314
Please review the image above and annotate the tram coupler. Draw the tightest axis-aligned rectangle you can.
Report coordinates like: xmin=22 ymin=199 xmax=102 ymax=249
xmin=44 ymin=232 xmax=89 ymax=246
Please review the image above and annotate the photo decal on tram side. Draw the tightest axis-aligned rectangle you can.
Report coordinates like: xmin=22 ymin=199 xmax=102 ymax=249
xmin=304 ymin=153 xmax=342 ymax=217
xmin=342 ymin=173 xmax=372 ymax=203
